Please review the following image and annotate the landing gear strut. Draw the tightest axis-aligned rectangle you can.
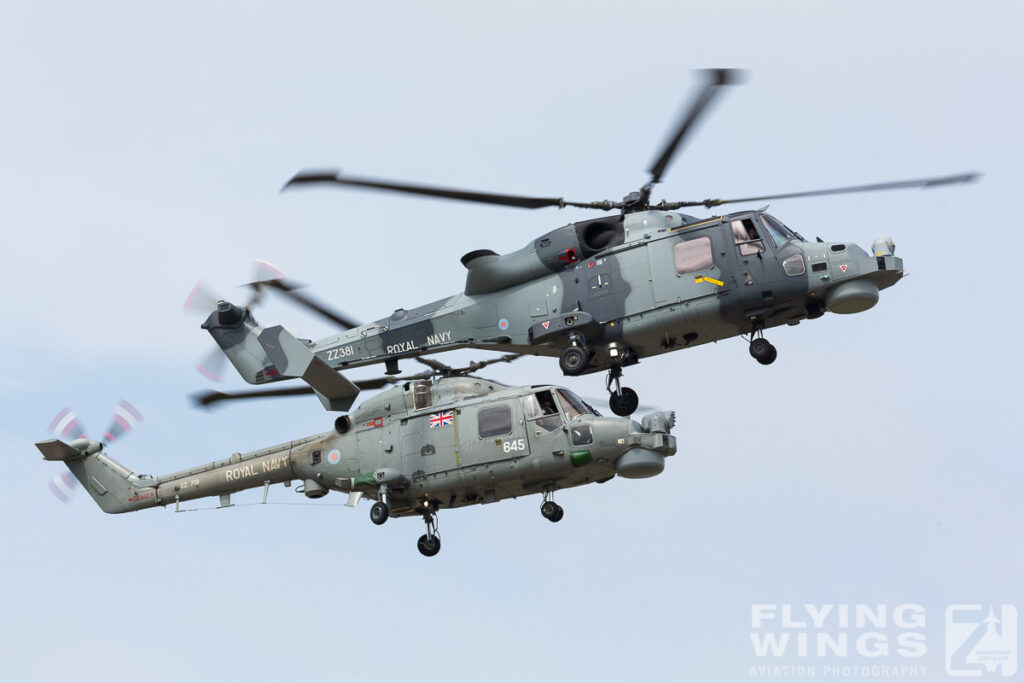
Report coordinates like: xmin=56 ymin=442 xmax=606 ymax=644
xmin=748 ymin=331 xmax=777 ymax=365
xmin=417 ymin=504 xmax=441 ymax=557
xmin=606 ymin=366 xmax=639 ymax=416
xmin=540 ymin=490 xmax=564 ymax=523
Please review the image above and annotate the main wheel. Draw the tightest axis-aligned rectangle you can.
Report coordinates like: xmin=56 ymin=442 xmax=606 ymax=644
xmin=749 ymin=337 xmax=772 ymax=361
xmin=417 ymin=534 xmax=441 ymax=557
xmin=608 ymin=387 xmax=639 ymax=416
xmin=758 ymin=344 xmax=778 ymax=365
xmin=370 ymin=501 xmax=390 ymax=525
xmin=559 ymin=346 xmax=587 ymax=375
xmin=550 ymin=505 xmax=564 ymax=523
xmin=541 ymin=500 xmax=559 ymax=520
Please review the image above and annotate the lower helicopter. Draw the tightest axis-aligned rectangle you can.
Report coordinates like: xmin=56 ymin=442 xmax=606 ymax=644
xmin=35 ymin=373 xmax=676 ymax=556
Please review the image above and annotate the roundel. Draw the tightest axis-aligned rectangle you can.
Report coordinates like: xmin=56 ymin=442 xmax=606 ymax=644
xmin=497 ymin=318 xmax=510 ymax=331
xmin=327 ymin=449 xmax=341 ymax=465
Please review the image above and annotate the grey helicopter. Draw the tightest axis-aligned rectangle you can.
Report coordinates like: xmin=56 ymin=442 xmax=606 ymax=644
xmin=35 ymin=367 xmax=677 ymax=556
xmin=202 ymin=69 xmax=977 ymax=417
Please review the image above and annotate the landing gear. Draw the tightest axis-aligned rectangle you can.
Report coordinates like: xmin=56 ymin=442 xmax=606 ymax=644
xmin=540 ymin=491 xmax=564 ymax=523
xmin=370 ymin=484 xmax=391 ymax=525
xmin=748 ymin=331 xmax=777 ymax=365
xmin=606 ymin=365 xmax=639 ymax=416
xmin=370 ymin=501 xmax=390 ymax=525
xmin=417 ymin=504 xmax=441 ymax=557
xmin=559 ymin=335 xmax=588 ymax=376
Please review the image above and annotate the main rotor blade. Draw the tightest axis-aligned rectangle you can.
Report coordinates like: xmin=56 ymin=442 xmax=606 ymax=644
xmin=415 ymin=356 xmax=454 ymax=374
xmin=647 ymin=68 xmax=745 ymax=186
xmin=462 ymin=353 xmax=524 ymax=372
xmin=284 ymin=170 xmax=612 ymax=211
xmin=191 ymin=374 xmax=431 ymax=409
xmin=659 ymin=172 xmax=981 ymax=209
xmin=255 ymin=279 xmax=362 ymax=330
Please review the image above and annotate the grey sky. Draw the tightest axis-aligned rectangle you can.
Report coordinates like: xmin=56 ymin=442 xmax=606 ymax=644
xmin=2 ymin=2 xmax=1021 ymax=681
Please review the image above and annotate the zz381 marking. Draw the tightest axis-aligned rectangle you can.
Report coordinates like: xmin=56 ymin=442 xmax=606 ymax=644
xmin=326 ymin=346 xmax=355 ymax=362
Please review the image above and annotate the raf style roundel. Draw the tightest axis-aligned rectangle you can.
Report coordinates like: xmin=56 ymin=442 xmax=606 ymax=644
xmin=497 ymin=318 xmax=510 ymax=331
xmin=327 ymin=449 xmax=341 ymax=465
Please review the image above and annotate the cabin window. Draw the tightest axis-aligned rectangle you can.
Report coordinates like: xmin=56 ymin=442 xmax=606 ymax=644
xmin=731 ymin=219 xmax=765 ymax=256
xmin=674 ymin=237 xmax=713 ymax=274
xmin=412 ymin=381 xmax=431 ymax=410
xmin=478 ymin=405 xmax=512 ymax=438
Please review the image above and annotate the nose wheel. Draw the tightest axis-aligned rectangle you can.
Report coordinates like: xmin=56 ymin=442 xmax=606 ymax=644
xmin=559 ymin=334 xmax=589 ymax=375
xmin=606 ymin=366 xmax=639 ymax=416
xmin=748 ymin=332 xmax=777 ymax=365
xmin=540 ymin=491 xmax=564 ymax=522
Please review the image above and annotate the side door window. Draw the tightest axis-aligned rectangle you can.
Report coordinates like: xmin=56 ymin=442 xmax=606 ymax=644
xmin=523 ymin=390 xmax=563 ymax=432
xmin=731 ymin=218 xmax=766 ymax=256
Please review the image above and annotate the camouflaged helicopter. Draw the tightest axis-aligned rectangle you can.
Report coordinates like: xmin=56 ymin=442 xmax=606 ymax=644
xmin=35 ymin=370 xmax=677 ymax=556
xmin=203 ymin=69 xmax=977 ymax=417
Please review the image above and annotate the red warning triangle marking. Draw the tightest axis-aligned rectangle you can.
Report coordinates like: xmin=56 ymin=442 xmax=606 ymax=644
xmin=541 ymin=321 xmax=550 ymax=330
xmin=839 ymin=264 xmax=848 ymax=272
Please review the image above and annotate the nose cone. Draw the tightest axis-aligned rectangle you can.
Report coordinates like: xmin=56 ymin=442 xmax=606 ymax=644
xmin=825 ymin=279 xmax=879 ymax=314
xmin=615 ymin=448 xmax=666 ymax=478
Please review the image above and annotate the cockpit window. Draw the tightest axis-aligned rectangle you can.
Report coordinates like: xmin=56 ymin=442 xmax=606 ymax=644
xmin=731 ymin=219 xmax=765 ymax=255
xmin=555 ymin=389 xmax=589 ymax=420
xmin=523 ymin=390 xmax=562 ymax=432
xmin=761 ymin=214 xmax=795 ymax=247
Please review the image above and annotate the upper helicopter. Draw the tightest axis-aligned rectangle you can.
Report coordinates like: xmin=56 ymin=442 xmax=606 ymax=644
xmin=203 ymin=69 xmax=977 ymax=416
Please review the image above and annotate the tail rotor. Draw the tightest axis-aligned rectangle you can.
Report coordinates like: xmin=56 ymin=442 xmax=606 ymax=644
xmin=43 ymin=401 xmax=144 ymax=503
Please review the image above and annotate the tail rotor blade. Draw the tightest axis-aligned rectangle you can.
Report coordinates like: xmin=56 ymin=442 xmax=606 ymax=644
xmin=102 ymin=400 xmax=144 ymax=444
xmin=48 ymin=407 xmax=87 ymax=441
xmin=48 ymin=471 xmax=78 ymax=503
xmin=183 ymin=281 xmax=221 ymax=317
xmin=195 ymin=347 xmax=228 ymax=383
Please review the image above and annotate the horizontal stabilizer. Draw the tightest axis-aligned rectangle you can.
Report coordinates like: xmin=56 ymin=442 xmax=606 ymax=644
xmin=36 ymin=439 xmax=82 ymax=461
xmin=258 ymin=325 xmax=361 ymax=412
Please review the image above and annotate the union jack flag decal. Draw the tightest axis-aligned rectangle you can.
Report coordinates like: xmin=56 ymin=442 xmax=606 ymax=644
xmin=429 ymin=410 xmax=454 ymax=429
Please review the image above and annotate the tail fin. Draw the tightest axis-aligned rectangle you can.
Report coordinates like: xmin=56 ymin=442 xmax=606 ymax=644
xmin=35 ymin=439 xmax=156 ymax=514
xmin=202 ymin=302 xmax=361 ymax=411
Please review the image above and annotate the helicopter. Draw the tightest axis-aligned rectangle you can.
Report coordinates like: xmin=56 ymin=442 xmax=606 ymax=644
xmin=203 ymin=69 xmax=977 ymax=417
xmin=35 ymin=374 xmax=677 ymax=556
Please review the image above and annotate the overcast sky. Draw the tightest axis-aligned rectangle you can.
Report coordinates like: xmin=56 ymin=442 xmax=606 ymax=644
xmin=2 ymin=2 xmax=1021 ymax=681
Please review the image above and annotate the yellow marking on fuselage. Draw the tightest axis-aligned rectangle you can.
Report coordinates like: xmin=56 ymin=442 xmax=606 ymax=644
xmin=670 ymin=217 xmax=722 ymax=233
xmin=695 ymin=276 xmax=724 ymax=286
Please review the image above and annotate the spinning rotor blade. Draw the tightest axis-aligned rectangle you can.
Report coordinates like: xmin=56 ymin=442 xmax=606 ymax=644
xmin=48 ymin=407 xmax=87 ymax=441
xmin=194 ymin=347 xmax=228 ymax=382
xmin=648 ymin=68 xmax=745 ymax=186
xmin=658 ymin=172 xmax=981 ymax=209
xmin=253 ymin=278 xmax=361 ymax=330
xmin=48 ymin=471 xmax=78 ymax=504
xmin=461 ymin=353 xmax=524 ymax=373
xmin=191 ymin=373 xmax=433 ymax=409
xmin=102 ymin=400 xmax=143 ymax=444
xmin=284 ymin=170 xmax=614 ymax=211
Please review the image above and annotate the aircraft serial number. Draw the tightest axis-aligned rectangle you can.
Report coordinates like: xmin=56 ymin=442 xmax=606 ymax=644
xmin=326 ymin=346 xmax=355 ymax=361
xmin=502 ymin=439 xmax=526 ymax=454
